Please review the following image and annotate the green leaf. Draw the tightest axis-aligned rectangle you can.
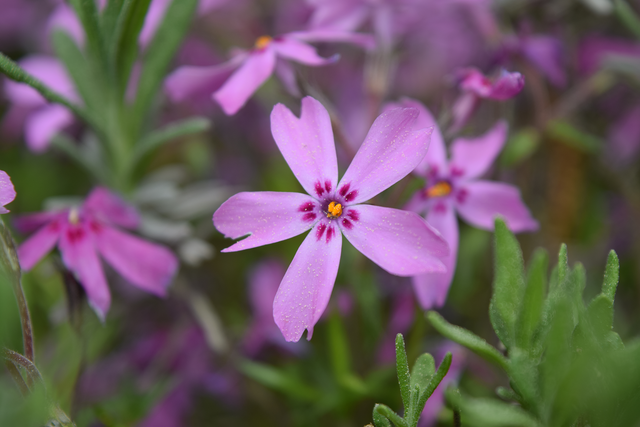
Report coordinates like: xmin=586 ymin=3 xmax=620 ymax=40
xmin=131 ymin=0 xmax=198 ymax=132
xmin=52 ymin=30 xmax=105 ymax=113
xmin=500 ymin=128 xmax=540 ymax=167
xmin=374 ymin=404 xmax=408 ymax=427
xmin=238 ymin=359 xmax=320 ymax=402
xmin=587 ymin=294 xmax=614 ymax=337
xmin=602 ymin=250 xmax=619 ymax=301
xmin=557 ymin=244 xmax=568 ymax=289
xmin=130 ymin=117 xmax=210 ymax=167
xmin=114 ymin=0 xmax=152 ymax=91
xmin=68 ymin=0 xmax=109 ymax=71
xmin=0 ymin=53 xmax=96 ymax=130
xmin=373 ymin=407 xmax=392 ymax=427
xmin=546 ymin=120 xmax=602 ymax=153
xmin=416 ymin=352 xmax=452 ymax=420
xmin=395 ymin=334 xmax=411 ymax=413
xmin=100 ymin=0 xmax=126 ymax=42
xmin=445 ymin=390 xmax=541 ymax=427
xmin=410 ymin=353 xmax=435 ymax=393
xmin=540 ymin=297 xmax=574 ymax=405
xmin=495 ymin=386 xmax=519 ymax=402
xmin=516 ymin=248 xmax=548 ymax=350
xmin=50 ymin=135 xmax=108 ymax=184
xmin=427 ymin=311 xmax=508 ymax=371
xmin=490 ymin=218 xmax=526 ymax=349
xmin=327 ymin=314 xmax=351 ymax=379
xmin=614 ymin=0 xmax=640 ymax=39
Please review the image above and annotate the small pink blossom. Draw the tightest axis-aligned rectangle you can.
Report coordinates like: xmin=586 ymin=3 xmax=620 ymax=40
xmin=451 ymin=68 xmax=524 ymax=131
xmin=16 ymin=187 xmax=178 ymax=320
xmin=164 ymin=31 xmax=374 ymax=116
xmin=391 ymin=99 xmax=537 ymax=309
xmin=0 ymin=171 xmax=16 ymax=214
xmin=213 ymin=97 xmax=449 ymax=341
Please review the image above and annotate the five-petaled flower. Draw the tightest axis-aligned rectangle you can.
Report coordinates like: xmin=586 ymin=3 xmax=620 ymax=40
xmin=213 ymin=96 xmax=449 ymax=342
xmin=393 ymin=98 xmax=538 ymax=310
xmin=164 ymin=30 xmax=374 ymax=116
xmin=16 ymin=187 xmax=178 ymax=320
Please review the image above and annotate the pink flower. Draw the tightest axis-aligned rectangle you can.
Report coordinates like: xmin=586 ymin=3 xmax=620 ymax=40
xmin=0 ymin=171 xmax=16 ymax=214
xmin=3 ymin=55 xmax=78 ymax=152
xmin=451 ymin=68 xmax=524 ymax=131
xmin=164 ymin=30 xmax=374 ymax=116
xmin=394 ymin=99 xmax=537 ymax=309
xmin=16 ymin=187 xmax=178 ymax=320
xmin=213 ymin=97 xmax=449 ymax=342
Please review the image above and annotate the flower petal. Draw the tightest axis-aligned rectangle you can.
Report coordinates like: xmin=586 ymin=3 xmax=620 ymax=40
xmin=0 ymin=171 xmax=16 ymax=213
xmin=489 ymin=69 xmax=525 ymax=100
xmin=213 ymin=192 xmax=318 ymax=252
xmin=94 ymin=224 xmax=177 ymax=296
xmin=520 ymin=35 xmax=565 ymax=87
xmin=14 ymin=211 xmax=64 ymax=234
xmin=17 ymin=218 xmax=63 ymax=270
xmin=213 ymin=48 xmax=276 ymax=115
xmin=270 ymin=97 xmax=338 ymax=197
xmin=287 ymin=30 xmax=375 ymax=50
xmin=412 ymin=200 xmax=459 ymax=309
xmin=24 ymin=104 xmax=74 ymax=152
xmin=164 ymin=55 xmax=244 ymax=102
xmin=338 ymin=107 xmax=432 ymax=204
xmin=340 ymin=204 xmax=448 ymax=276
xmin=272 ymin=37 xmax=338 ymax=66
xmin=273 ymin=221 xmax=342 ymax=342
xmin=449 ymin=120 xmax=507 ymax=179
xmin=59 ymin=223 xmax=110 ymax=320
xmin=384 ymin=98 xmax=447 ymax=177
xmin=83 ymin=187 xmax=140 ymax=229
xmin=455 ymin=180 xmax=538 ymax=232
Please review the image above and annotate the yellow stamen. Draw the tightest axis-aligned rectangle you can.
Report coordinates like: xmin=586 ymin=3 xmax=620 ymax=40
xmin=255 ymin=35 xmax=273 ymax=49
xmin=68 ymin=208 xmax=80 ymax=225
xmin=426 ymin=182 xmax=452 ymax=198
xmin=327 ymin=201 xmax=343 ymax=219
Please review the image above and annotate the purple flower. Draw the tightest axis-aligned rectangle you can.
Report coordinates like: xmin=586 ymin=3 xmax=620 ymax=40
xmin=0 ymin=171 xmax=16 ymax=214
xmin=451 ymin=68 xmax=524 ymax=131
xmin=213 ymin=97 xmax=449 ymax=341
xmin=164 ymin=30 xmax=374 ymax=116
xmin=16 ymin=187 xmax=178 ymax=319
xmin=608 ymin=104 xmax=640 ymax=163
xmin=579 ymin=36 xmax=640 ymax=75
xmin=3 ymin=55 xmax=77 ymax=152
xmin=394 ymin=99 xmax=537 ymax=309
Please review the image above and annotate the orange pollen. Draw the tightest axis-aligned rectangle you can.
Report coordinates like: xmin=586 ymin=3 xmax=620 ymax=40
xmin=254 ymin=35 xmax=273 ymax=49
xmin=426 ymin=182 xmax=452 ymax=198
xmin=327 ymin=202 xmax=343 ymax=219
xmin=68 ymin=208 xmax=80 ymax=225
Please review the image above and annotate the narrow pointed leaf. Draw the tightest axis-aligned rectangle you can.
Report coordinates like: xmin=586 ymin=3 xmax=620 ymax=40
xmin=516 ymin=248 xmax=547 ymax=349
xmin=489 ymin=218 xmax=526 ymax=349
xmin=131 ymin=0 xmax=199 ymax=131
xmin=427 ymin=312 xmax=508 ymax=370
xmin=557 ymin=244 xmax=568 ymax=289
xmin=114 ymin=0 xmax=152 ymax=89
xmin=239 ymin=359 xmax=320 ymax=402
xmin=587 ymin=294 xmax=614 ymax=338
xmin=445 ymin=390 xmax=541 ymax=427
xmin=374 ymin=404 xmax=408 ymax=427
xmin=395 ymin=334 xmax=411 ymax=413
xmin=69 ymin=0 xmax=108 ymax=70
xmin=602 ymin=250 xmax=619 ymax=301
xmin=416 ymin=352 xmax=452 ymax=417
xmin=100 ymin=0 xmax=126 ymax=42
xmin=614 ymin=0 xmax=640 ymax=39
xmin=410 ymin=353 xmax=435 ymax=393
xmin=373 ymin=408 xmax=392 ymax=427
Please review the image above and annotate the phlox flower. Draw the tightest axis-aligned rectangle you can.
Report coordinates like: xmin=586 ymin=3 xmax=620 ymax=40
xmin=451 ymin=68 xmax=524 ymax=131
xmin=3 ymin=56 xmax=78 ymax=152
xmin=16 ymin=187 xmax=178 ymax=320
xmin=394 ymin=99 xmax=537 ymax=309
xmin=0 ymin=171 xmax=16 ymax=214
xmin=164 ymin=30 xmax=374 ymax=116
xmin=213 ymin=97 xmax=449 ymax=342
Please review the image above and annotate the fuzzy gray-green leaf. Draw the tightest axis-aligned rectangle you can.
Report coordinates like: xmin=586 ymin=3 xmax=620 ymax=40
xmin=602 ymin=250 xmax=619 ymax=301
xmin=395 ymin=334 xmax=411 ymax=413
xmin=516 ymin=248 xmax=548 ymax=350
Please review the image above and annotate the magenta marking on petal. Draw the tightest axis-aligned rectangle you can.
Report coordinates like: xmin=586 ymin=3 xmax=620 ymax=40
xmin=89 ymin=221 xmax=103 ymax=233
xmin=316 ymin=223 xmax=327 ymax=241
xmin=346 ymin=209 xmax=359 ymax=222
xmin=344 ymin=190 xmax=358 ymax=203
xmin=314 ymin=181 xmax=325 ymax=197
xmin=302 ymin=212 xmax=317 ymax=222
xmin=326 ymin=226 xmax=335 ymax=243
xmin=433 ymin=202 xmax=447 ymax=213
xmin=338 ymin=183 xmax=351 ymax=197
xmin=298 ymin=201 xmax=315 ymax=212
xmin=66 ymin=227 xmax=86 ymax=244
xmin=341 ymin=218 xmax=353 ymax=230
xmin=324 ymin=180 xmax=332 ymax=193
xmin=456 ymin=188 xmax=469 ymax=204
xmin=450 ymin=166 xmax=465 ymax=177
xmin=49 ymin=220 xmax=62 ymax=232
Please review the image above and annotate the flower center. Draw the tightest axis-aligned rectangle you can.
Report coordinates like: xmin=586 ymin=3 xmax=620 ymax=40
xmin=326 ymin=201 xmax=343 ymax=219
xmin=425 ymin=181 xmax=452 ymax=198
xmin=254 ymin=35 xmax=272 ymax=49
xmin=68 ymin=208 xmax=80 ymax=225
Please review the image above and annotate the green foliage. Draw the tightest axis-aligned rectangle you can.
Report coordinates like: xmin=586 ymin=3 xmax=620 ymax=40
xmin=371 ymin=334 xmax=451 ymax=427
xmin=426 ymin=218 xmax=636 ymax=427
xmin=614 ymin=0 xmax=640 ymax=39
